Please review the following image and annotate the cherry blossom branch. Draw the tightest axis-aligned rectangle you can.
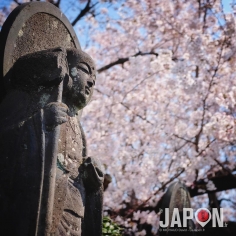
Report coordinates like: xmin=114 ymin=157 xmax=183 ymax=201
xmin=193 ymin=35 xmax=227 ymax=152
xmin=212 ymin=157 xmax=236 ymax=179
xmin=120 ymin=102 xmax=154 ymax=125
xmin=174 ymin=140 xmax=189 ymax=152
xmin=173 ymin=134 xmax=195 ymax=145
xmin=219 ymin=198 xmax=236 ymax=206
xmin=54 ymin=0 xmax=61 ymax=8
xmin=71 ymin=0 xmax=98 ymax=26
xmin=13 ymin=0 xmax=21 ymax=5
xmin=188 ymin=170 xmax=236 ymax=197
xmin=46 ymin=0 xmax=61 ymax=8
xmin=97 ymin=51 xmax=158 ymax=73
xmin=125 ymin=167 xmax=186 ymax=218
xmin=195 ymin=138 xmax=216 ymax=157
xmin=94 ymin=87 xmax=110 ymax=97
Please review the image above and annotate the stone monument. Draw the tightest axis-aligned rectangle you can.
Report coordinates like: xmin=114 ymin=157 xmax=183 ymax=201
xmin=0 ymin=2 xmax=104 ymax=236
xmin=159 ymin=182 xmax=195 ymax=236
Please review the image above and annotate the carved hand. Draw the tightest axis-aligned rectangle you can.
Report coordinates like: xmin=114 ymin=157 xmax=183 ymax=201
xmin=43 ymin=102 xmax=68 ymax=131
xmin=82 ymin=157 xmax=104 ymax=191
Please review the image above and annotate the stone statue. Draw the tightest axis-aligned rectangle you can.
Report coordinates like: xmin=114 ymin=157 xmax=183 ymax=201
xmin=0 ymin=47 xmax=104 ymax=236
xmin=0 ymin=2 xmax=103 ymax=236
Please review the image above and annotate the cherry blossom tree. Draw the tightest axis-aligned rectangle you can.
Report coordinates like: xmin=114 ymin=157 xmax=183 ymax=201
xmin=1 ymin=0 xmax=236 ymax=235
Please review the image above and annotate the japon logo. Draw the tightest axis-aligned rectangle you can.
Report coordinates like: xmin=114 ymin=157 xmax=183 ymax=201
xmin=159 ymin=208 xmax=224 ymax=228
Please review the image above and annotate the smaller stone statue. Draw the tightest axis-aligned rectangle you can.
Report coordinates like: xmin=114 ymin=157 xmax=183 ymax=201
xmin=158 ymin=182 xmax=195 ymax=236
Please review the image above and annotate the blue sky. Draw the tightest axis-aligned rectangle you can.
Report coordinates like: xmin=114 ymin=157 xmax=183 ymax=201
xmin=222 ymin=0 xmax=233 ymax=12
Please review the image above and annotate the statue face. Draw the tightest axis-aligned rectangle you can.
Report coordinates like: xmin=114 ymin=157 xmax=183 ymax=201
xmin=66 ymin=49 xmax=96 ymax=109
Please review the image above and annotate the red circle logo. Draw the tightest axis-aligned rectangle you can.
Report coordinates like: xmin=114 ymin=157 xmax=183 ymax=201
xmin=197 ymin=209 xmax=209 ymax=222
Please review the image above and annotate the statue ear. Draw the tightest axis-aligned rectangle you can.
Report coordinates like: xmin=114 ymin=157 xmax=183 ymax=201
xmin=63 ymin=73 xmax=73 ymax=91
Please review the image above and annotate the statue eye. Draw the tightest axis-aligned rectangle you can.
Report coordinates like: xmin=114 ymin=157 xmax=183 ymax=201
xmin=77 ymin=63 xmax=90 ymax=75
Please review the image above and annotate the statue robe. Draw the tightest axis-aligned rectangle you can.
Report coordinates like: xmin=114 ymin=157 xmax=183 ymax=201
xmin=0 ymin=90 xmax=43 ymax=235
xmin=0 ymin=89 xmax=103 ymax=236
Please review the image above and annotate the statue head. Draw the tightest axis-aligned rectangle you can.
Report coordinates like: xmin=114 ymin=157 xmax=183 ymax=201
xmin=65 ymin=48 xmax=96 ymax=110
xmin=11 ymin=47 xmax=96 ymax=110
